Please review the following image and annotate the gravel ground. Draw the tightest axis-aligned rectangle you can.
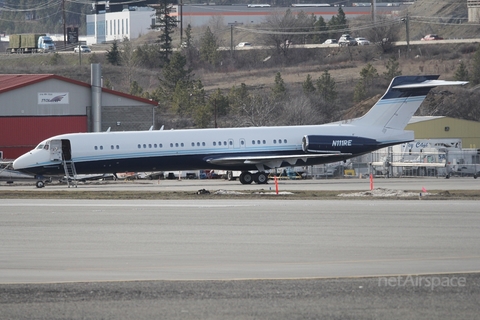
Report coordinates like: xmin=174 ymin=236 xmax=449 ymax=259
xmin=1 ymin=273 xmax=479 ymax=320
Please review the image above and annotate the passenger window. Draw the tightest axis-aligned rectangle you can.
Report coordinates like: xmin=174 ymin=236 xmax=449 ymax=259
xmin=181 ymin=143 xmax=184 ymax=147
xmin=143 ymin=144 xmax=146 ymax=148
xmin=100 ymin=146 xmax=103 ymax=150
xmin=202 ymin=142 xmax=206 ymax=146
xmin=111 ymin=145 xmax=114 ymax=150
xmin=241 ymin=140 xmax=245 ymax=145
xmin=116 ymin=145 xmax=120 ymax=149
xmin=138 ymin=144 xmax=141 ymax=149
xmin=229 ymin=141 xmax=233 ymax=146
xmin=252 ymin=140 xmax=255 ymax=145
xmin=279 ymin=139 xmax=282 ymax=144
xmin=191 ymin=142 xmax=195 ymax=147
xmin=149 ymin=144 xmax=152 ymax=148
xmin=263 ymin=140 xmax=266 ymax=144
xmin=273 ymin=140 xmax=276 ymax=144
xmin=159 ymin=144 xmax=163 ymax=148
xmin=175 ymin=143 xmax=179 ymax=147
xmin=284 ymin=139 xmax=287 ymax=144
xmin=213 ymin=142 xmax=216 ymax=146
xmin=95 ymin=146 xmax=98 ymax=150
xmin=170 ymin=143 xmax=173 ymax=147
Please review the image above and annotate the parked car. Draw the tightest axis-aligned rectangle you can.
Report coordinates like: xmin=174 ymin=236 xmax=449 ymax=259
xmin=74 ymin=45 xmax=91 ymax=53
xmin=355 ymin=37 xmax=370 ymax=45
xmin=421 ymin=34 xmax=443 ymax=41
xmin=236 ymin=42 xmax=252 ymax=48
xmin=338 ymin=34 xmax=357 ymax=46
xmin=323 ymin=39 xmax=338 ymax=45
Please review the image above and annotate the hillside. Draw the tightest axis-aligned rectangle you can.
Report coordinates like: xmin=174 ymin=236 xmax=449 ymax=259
xmin=0 ymin=0 xmax=478 ymax=127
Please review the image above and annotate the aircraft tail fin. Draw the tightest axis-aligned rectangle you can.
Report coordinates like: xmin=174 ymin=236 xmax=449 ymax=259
xmin=352 ymin=75 xmax=467 ymax=130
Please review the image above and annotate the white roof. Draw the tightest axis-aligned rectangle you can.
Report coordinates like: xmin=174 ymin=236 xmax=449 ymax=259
xmin=408 ymin=116 xmax=445 ymax=124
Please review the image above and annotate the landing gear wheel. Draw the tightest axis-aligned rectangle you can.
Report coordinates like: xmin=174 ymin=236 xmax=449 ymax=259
xmin=254 ymin=172 xmax=268 ymax=184
xmin=227 ymin=171 xmax=235 ymax=181
xmin=36 ymin=180 xmax=45 ymax=188
xmin=239 ymin=172 xmax=253 ymax=184
xmin=445 ymin=174 xmax=450 ymax=179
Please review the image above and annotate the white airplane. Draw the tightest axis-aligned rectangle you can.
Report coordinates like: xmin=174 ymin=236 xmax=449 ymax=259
xmin=13 ymin=75 xmax=467 ymax=188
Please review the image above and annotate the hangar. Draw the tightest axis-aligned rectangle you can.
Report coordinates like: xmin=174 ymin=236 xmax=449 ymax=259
xmin=0 ymin=70 xmax=158 ymax=160
xmin=406 ymin=116 xmax=480 ymax=149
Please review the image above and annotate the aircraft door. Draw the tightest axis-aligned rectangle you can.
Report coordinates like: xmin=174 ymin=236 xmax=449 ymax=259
xmin=62 ymin=140 xmax=72 ymax=161
xmin=50 ymin=140 xmax=62 ymax=161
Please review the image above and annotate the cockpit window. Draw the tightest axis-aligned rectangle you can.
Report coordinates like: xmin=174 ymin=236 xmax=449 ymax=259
xmin=36 ymin=144 xmax=45 ymax=150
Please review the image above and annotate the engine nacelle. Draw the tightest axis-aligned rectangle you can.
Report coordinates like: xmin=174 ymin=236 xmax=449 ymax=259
xmin=302 ymin=135 xmax=380 ymax=154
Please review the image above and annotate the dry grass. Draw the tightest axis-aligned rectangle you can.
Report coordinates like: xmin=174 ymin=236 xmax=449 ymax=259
xmin=0 ymin=189 xmax=478 ymax=200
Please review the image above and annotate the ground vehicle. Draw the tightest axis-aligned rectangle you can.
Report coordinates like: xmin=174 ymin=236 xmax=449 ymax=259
xmin=355 ymin=37 xmax=370 ymax=45
xmin=338 ymin=34 xmax=357 ymax=46
xmin=323 ymin=39 xmax=338 ymax=44
xmin=236 ymin=42 xmax=252 ymax=47
xmin=421 ymin=34 xmax=443 ymax=41
xmin=7 ymin=34 xmax=56 ymax=53
xmin=74 ymin=45 xmax=91 ymax=53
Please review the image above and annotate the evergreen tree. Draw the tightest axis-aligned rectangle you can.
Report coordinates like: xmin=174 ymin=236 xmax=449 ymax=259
xmin=106 ymin=40 xmax=121 ymax=66
xmin=303 ymin=74 xmax=316 ymax=94
xmin=272 ymin=72 xmax=287 ymax=99
xmin=316 ymin=70 xmax=337 ymax=104
xmin=328 ymin=7 xmax=348 ymax=38
xmin=129 ymin=80 xmax=144 ymax=97
xmin=360 ymin=63 xmax=379 ymax=91
xmin=228 ymin=83 xmax=251 ymax=115
xmin=354 ymin=64 xmax=379 ymax=102
xmin=152 ymin=0 xmax=178 ymax=65
xmin=353 ymin=79 xmax=367 ymax=103
xmin=199 ymin=26 xmax=220 ymax=66
xmin=383 ymin=56 xmax=402 ymax=82
xmin=184 ymin=24 xmax=193 ymax=48
xmin=313 ymin=16 xmax=328 ymax=44
xmin=160 ymin=52 xmax=194 ymax=99
xmin=454 ymin=61 xmax=469 ymax=82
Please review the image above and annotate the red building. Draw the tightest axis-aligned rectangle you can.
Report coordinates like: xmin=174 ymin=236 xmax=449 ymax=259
xmin=0 ymin=73 xmax=157 ymax=160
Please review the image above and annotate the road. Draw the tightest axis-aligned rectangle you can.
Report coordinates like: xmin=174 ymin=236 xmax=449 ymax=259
xmin=1 ymin=178 xmax=479 ymax=319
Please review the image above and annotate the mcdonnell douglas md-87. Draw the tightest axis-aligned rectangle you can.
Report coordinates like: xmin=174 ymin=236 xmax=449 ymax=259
xmin=13 ymin=75 xmax=467 ymax=187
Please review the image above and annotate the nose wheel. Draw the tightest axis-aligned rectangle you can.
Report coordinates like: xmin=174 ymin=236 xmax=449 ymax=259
xmin=36 ymin=180 xmax=45 ymax=188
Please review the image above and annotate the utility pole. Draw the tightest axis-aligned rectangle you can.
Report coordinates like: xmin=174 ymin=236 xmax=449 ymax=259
xmin=371 ymin=0 xmax=376 ymax=24
xmin=62 ymin=0 xmax=66 ymax=50
xmin=180 ymin=0 xmax=183 ymax=42
xmin=404 ymin=13 xmax=410 ymax=57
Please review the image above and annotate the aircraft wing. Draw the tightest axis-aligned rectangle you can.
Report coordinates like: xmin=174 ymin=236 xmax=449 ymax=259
xmin=371 ymin=162 xmax=446 ymax=167
xmin=207 ymin=153 xmax=351 ymax=169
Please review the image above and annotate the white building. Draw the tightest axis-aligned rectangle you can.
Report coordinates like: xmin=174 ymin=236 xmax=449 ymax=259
xmin=86 ymin=7 xmax=155 ymax=45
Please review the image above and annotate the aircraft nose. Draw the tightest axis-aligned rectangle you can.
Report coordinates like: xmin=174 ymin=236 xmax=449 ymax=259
xmin=13 ymin=152 xmax=33 ymax=171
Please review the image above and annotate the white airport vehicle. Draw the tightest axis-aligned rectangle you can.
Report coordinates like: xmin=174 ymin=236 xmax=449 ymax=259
xmin=13 ymin=76 xmax=467 ymax=187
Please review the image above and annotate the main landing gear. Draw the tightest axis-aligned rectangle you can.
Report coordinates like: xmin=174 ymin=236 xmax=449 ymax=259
xmin=239 ymin=171 xmax=269 ymax=185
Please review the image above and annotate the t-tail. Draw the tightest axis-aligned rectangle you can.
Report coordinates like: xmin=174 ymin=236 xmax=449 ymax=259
xmin=352 ymin=75 xmax=468 ymax=130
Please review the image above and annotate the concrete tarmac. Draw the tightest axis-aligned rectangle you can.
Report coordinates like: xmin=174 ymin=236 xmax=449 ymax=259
xmin=1 ymin=180 xmax=479 ymax=319
xmin=1 ymin=199 xmax=479 ymax=283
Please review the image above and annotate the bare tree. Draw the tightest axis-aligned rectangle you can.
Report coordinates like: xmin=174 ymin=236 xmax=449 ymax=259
xmin=259 ymin=9 xmax=305 ymax=56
